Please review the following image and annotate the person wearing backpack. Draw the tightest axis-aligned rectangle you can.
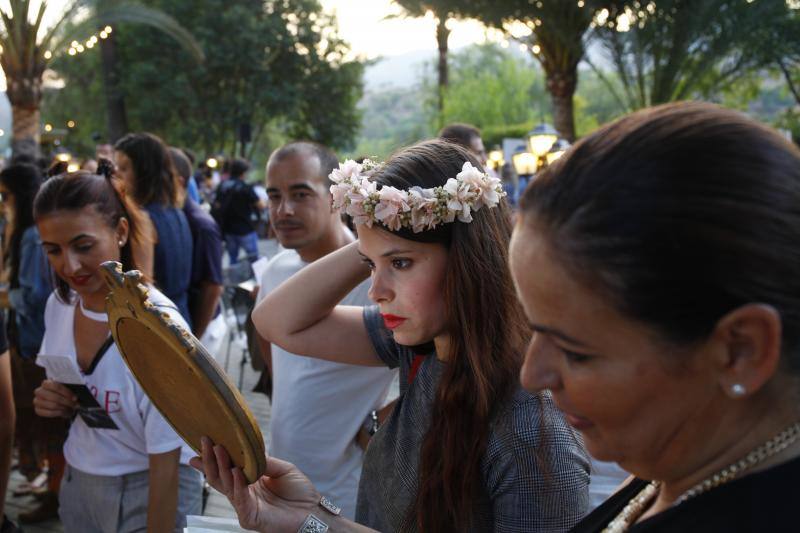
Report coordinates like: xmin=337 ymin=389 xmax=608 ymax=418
xmin=212 ymin=159 xmax=264 ymax=265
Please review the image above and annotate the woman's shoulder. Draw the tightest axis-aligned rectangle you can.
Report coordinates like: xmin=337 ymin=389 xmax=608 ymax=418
xmin=486 ymin=387 xmax=589 ymax=466
xmin=491 ymin=388 xmax=566 ymax=432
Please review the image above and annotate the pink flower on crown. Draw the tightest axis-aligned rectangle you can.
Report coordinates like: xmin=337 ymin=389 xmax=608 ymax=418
xmin=374 ymin=186 xmax=410 ymax=231
xmin=443 ymin=177 xmax=477 ymax=223
xmin=329 ymin=159 xmax=362 ymax=184
xmin=408 ymin=187 xmax=438 ymax=232
xmin=330 ymin=182 xmax=351 ymax=210
xmin=345 ymin=177 xmax=378 ymax=226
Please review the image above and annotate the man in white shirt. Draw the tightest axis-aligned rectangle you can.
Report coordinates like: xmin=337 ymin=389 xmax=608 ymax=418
xmin=255 ymin=142 xmax=395 ymax=519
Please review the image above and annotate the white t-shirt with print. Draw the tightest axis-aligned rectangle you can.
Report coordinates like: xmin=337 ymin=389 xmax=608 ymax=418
xmin=37 ymin=288 xmax=195 ymax=476
xmin=257 ymin=249 xmax=396 ymax=520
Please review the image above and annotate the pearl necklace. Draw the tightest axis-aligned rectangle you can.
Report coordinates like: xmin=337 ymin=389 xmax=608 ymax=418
xmin=601 ymin=421 xmax=800 ymax=533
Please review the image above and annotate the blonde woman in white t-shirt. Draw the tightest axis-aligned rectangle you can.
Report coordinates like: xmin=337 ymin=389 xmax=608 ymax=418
xmin=30 ymin=167 xmax=201 ymax=533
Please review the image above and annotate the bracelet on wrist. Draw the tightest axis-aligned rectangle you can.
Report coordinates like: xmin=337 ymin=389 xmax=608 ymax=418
xmin=297 ymin=496 xmax=342 ymax=533
xmin=298 ymin=514 xmax=328 ymax=533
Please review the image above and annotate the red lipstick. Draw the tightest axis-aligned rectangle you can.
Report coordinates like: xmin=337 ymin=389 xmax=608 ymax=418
xmin=381 ymin=314 xmax=407 ymax=330
xmin=70 ymin=274 xmax=93 ymax=287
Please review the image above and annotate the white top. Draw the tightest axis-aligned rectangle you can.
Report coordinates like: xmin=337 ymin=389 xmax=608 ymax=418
xmin=37 ymin=288 xmax=195 ymax=476
xmin=257 ymin=249 xmax=396 ymax=520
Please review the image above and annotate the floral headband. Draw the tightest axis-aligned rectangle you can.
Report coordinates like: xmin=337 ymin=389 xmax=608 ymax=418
xmin=329 ymin=159 xmax=505 ymax=233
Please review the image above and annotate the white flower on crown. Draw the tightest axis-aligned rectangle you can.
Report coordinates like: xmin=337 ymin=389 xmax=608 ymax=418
xmin=330 ymin=159 xmax=362 ymax=184
xmin=443 ymin=176 xmax=477 ymax=223
xmin=328 ymin=157 xmax=505 ymax=232
xmin=457 ymin=161 xmax=502 ymax=209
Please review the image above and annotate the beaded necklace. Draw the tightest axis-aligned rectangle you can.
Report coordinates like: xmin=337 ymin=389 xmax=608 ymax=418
xmin=601 ymin=421 xmax=800 ymax=533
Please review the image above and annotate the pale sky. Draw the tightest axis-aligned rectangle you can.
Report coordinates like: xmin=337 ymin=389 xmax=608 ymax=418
xmin=319 ymin=0 xmax=493 ymax=59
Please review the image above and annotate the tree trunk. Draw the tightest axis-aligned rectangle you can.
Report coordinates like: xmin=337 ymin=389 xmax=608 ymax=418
xmin=435 ymin=15 xmax=450 ymax=120
xmin=10 ymin=106 xmax=40 ymax=159
xmin=5 ymin=70 xmax=44 ymax=160
xmin=545 ymin=69 xmax=577 ymax=142
xmin=100 ymin=30 xmax=129 ymax=143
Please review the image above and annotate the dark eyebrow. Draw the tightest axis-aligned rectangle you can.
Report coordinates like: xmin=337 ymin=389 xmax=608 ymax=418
xmin=381 ymin=248 xmax=414 ymax=257
xmin=40 ymin=234 xmax=96 ymax=247
xmin=530 ymin=323 xmax=591 ymax=348
xmin=357 ymin=249 xmax=415 ymax=259
xmin=289 ymin=184 xmax=315 ymax=192
xmin=265 ymin=187 xmax=280 ymax=194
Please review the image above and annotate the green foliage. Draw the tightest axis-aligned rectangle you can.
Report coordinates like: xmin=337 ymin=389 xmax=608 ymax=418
xmin=438 ymin=45 xmax=547 ymax=128
xmin=43 ymin=0 xmax=364 ymax=161
xmin=774 ymin=108 xmax=800 ymax=144
xmin=592 ymin=0 xmax=792 ymax=109
xmin=453 ymin=0 xmax=613 ymax=140
xmin=42 ymin=47 xmax=107 ymax=156
xmin=349 ymin=86 xmax=432 ymax=159
xmin=432 ymin=44 xmax=625 ymax=139
xmin=481 ymin=122 xmax=534 ymax=147
xmin=351 ymin=43 xmax=631 ymax=160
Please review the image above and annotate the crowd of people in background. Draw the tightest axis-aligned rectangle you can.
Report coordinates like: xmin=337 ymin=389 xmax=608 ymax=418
xmin=0 ymin=101 xmax=799 ymax=533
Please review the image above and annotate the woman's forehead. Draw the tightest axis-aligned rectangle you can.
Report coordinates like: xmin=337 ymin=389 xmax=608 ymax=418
xmin=38 ymin=207 xmax=110 ymax=234
xmin=357 ymin=224 xmax=429 ymax=255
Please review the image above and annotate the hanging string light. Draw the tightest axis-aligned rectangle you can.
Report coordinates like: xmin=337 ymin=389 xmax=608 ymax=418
xmin=66 ymin=26 xmax=112 ymax=57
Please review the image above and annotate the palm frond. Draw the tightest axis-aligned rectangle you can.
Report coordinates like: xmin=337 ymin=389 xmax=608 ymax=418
xmin=39 ymin=0 xmax=89 ymax=51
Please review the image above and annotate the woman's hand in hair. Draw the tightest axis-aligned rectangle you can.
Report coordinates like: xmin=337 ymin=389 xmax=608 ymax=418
xmin=32 ymin=379 xmax=78 ymax=418
xmin=190 ymin=437 xmax=318 ymax=533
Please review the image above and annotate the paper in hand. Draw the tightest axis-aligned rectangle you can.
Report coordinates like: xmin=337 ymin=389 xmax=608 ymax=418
xmin=37 ymin=354 xmax=119 ymax=430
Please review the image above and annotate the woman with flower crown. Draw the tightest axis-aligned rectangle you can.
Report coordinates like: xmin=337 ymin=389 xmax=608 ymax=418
xmin=191 ymin=139 xmax=590 ymax=532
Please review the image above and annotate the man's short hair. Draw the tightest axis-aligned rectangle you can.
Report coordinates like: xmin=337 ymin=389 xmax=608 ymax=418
xmin=267 ymin=141 xmax=339 ymax=187
xmin=438 ymin=123 xmax=481 ymax=149
xmin=229 ymin=158 xmax=251 ymax=179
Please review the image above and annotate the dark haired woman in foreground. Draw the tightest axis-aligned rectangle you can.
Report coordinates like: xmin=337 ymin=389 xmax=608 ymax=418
xmin=32 ymin=171 xmax=200 ymax=532
xmin=195 ymin=139 xmax=590 ymax=532
xmin=512 ymin=101 xmax=800 ymax=532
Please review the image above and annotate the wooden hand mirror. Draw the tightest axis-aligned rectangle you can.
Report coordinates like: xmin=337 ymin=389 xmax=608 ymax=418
xmin=100 ymin=261 xmax=267 ymax=483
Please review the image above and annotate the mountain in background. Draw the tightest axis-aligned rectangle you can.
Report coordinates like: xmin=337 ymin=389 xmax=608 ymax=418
xmin=364 ymin=49 xmax=435 ymax=92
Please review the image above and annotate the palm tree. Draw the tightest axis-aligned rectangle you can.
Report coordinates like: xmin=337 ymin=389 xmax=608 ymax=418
xmin=515 ymin=3 xmax=594 ymax=142
xmin=460 ymin=0 xmax=614 ymax=142
xmin=0 ymin=0 xmax=203 ymax=158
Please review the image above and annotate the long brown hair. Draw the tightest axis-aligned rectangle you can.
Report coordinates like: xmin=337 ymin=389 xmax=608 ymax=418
xmin=33 ymin=169 xmax=151 ymax=302
xmin=114 ymin=132 xmax=181 ymax=207
xmin=372 ymin=140 xmax=530 ymax=532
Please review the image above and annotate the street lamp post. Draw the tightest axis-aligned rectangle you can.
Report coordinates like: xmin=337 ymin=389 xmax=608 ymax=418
xmin=545 ymin=139 xmax=571 ymax=166
xmin=526 ymin=123 xmax=559 ymax=162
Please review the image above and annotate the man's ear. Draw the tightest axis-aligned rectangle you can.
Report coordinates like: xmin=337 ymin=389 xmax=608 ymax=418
xmin=709 ymin=304 xmax=782 ymax=399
